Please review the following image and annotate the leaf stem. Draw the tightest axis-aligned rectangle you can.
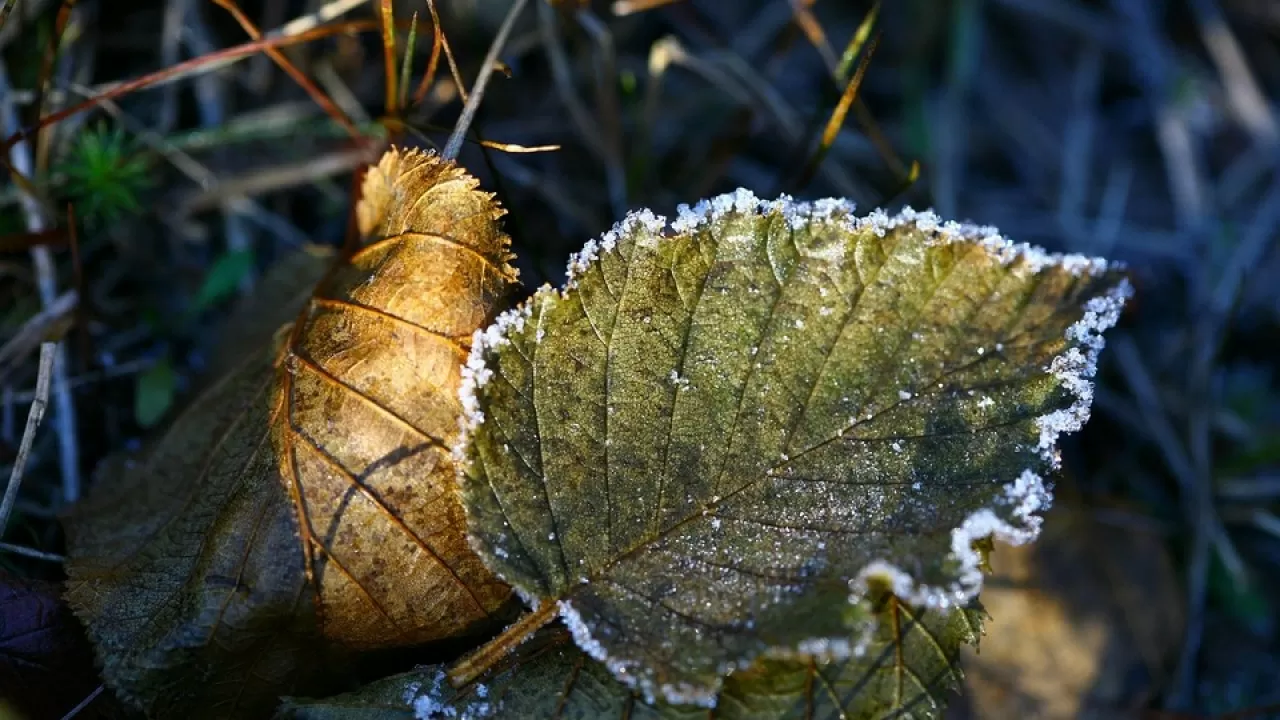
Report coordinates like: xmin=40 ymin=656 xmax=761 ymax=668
xmin=447 ymin=599 xmax=558 ymax=688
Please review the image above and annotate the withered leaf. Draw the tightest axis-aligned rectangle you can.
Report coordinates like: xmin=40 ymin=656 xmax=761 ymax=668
xmin=457 ymin=192 xmax=1130 ymax=706
xmin=0 ymin=571 xmax=115 ymax=719
xmin=64 ymin=147 xmax=519 ymax=717
xmin=278 ymin=593 xmax=983 ymax=719
xmin=278 ymin=148 xmax=517 ymax=649
xmin=64 ymin=246 xmax=337 ymax=718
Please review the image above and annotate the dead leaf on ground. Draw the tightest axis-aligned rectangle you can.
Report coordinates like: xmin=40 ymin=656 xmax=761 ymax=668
xmin=0 ymin=570 xmax=120 ymax=719
xmin=278 ymin=148 xmax=517 ymax=649
xmin=64 ymin=148 xmax=519 ymax=716
xmin=947 ymin=503 xmax=1184 ymax=720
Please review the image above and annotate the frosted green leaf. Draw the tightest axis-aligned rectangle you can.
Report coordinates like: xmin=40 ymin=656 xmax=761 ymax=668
xmin=279 ymin=595 xmax=984 ymax=719
xmin=457 ymin=190 xmax=1130 ymax=706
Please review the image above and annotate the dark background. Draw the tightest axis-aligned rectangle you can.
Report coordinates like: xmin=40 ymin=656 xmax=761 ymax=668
xmin=1 ymin=0 xmax=1278 ymax=717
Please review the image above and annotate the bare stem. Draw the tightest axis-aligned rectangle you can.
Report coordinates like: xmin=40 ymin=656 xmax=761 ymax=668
xmin=447 ymin=599 xmax=558 ymax=688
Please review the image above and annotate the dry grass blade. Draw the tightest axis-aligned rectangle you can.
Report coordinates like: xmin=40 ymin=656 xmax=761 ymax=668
xmin=791 ymin=31 xmax=880 ymax=191
xmin=427 ymin=0 xmax=469 ymax=104
xmin=0 ymin=343 xmax=56 ymax=537
xmin=611 ymin=0 xmax=681 ymax=15
xmin=789 ymin=0 xmax=838 ymax=73
xmin=410 ymin=5 xmax=445 ymax=108
xmin=380 ymin=0 xmax=398 ymax=116
xmin=0 ymin=290 xmax=77 ymax=382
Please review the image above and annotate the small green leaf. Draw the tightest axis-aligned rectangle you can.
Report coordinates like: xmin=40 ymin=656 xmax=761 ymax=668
xmin=279 ymin=595 xmax=983 ymax=719
xmin=134 ymin=353 xmax=176 ymax=427
xmin=457 ymin=191 xmax=1129 ymax=706
xmin=191 ymin=248 xmax=256 ymax=314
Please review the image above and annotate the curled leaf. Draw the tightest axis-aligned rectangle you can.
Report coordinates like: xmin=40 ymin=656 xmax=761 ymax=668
xmin=65 ymin=147 xmax=520 ymax=716
xmin=457 ymin=191 xmax=1130 ymax=706
xmin=279 ymin=592 xmax=982 ymax=719
xmin=278 ymin=148 xmax=517 ymax=649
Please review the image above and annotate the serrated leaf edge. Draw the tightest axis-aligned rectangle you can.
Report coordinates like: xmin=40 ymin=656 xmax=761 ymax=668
xmin=453 ymin=189 xmax=1131 ymax=707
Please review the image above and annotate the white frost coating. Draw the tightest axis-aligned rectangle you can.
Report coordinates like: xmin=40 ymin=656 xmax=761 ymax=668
xmin=410 ymin=669 xmax=458 ymax=719
xmin=454 ymin=297 xmax=537 ymax=467
xmin=409 ymin=668 xmax=496 ymax=720
xmin=854 ymin=560 xmax=917 ymax=597
xmin=1034 ymin=282 xmax=1133 ymax=465
xmin=791 ymin=636 xmax=853 ymax=660
xmin=559 ymin=599 xmax=725 ymax=708
xmin=849 ymin=278 xmax=1132 ymax=611
xmin=565 ymin=209 xmax=666 ymax=290
xmin=451 ymin=188 xmax=1132 ymax=709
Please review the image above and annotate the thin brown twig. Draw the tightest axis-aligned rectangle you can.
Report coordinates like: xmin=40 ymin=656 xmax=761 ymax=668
xmin=0 ymin=343 xmax=56 ymax=536
xmin=427 ymin=0 xmax=469 ymax=103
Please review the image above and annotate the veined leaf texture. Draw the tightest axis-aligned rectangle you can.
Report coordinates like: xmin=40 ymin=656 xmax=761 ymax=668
xmin=64 ymin=149 xmax=517 ymax=717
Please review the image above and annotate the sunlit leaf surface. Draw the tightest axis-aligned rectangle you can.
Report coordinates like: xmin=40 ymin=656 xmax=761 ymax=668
xmin=457 ymin=191 xmax=1129 ymax=706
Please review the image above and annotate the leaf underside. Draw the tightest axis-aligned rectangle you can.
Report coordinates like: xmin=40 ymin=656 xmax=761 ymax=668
xmin=280 ymin=595 xmax=984 ymax=719
xmin=460 ymin=194 xmax=1129 ymax=705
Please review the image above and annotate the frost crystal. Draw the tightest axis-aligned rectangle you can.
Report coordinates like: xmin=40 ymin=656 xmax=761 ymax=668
xmin=1034 ymin=282 xmax=1133 ymax=466
xmin=410 ymin=670 xmax=458 ymax=719
xmin=454 ymin=298 xmax=537 ymax=466
xmin=565 ymin=209 xmax=666 ymax=289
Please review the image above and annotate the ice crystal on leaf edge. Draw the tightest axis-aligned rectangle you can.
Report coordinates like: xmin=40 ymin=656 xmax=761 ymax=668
xmin=453 ymin=189 xmax=1131 ymax=709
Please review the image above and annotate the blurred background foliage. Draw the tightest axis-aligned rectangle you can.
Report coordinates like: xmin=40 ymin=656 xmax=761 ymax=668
xmin=0 ymin=0 xmax=1278 ymax=717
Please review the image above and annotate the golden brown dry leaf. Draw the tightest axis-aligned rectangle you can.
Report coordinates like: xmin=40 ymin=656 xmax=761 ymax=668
xmin=64 ymin=149 xmax=520 ymax=716
xmin=947 ymin=504 xmax=1183 ymax=720
xmin=275 ymin=147 xmax=518 ymax=650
